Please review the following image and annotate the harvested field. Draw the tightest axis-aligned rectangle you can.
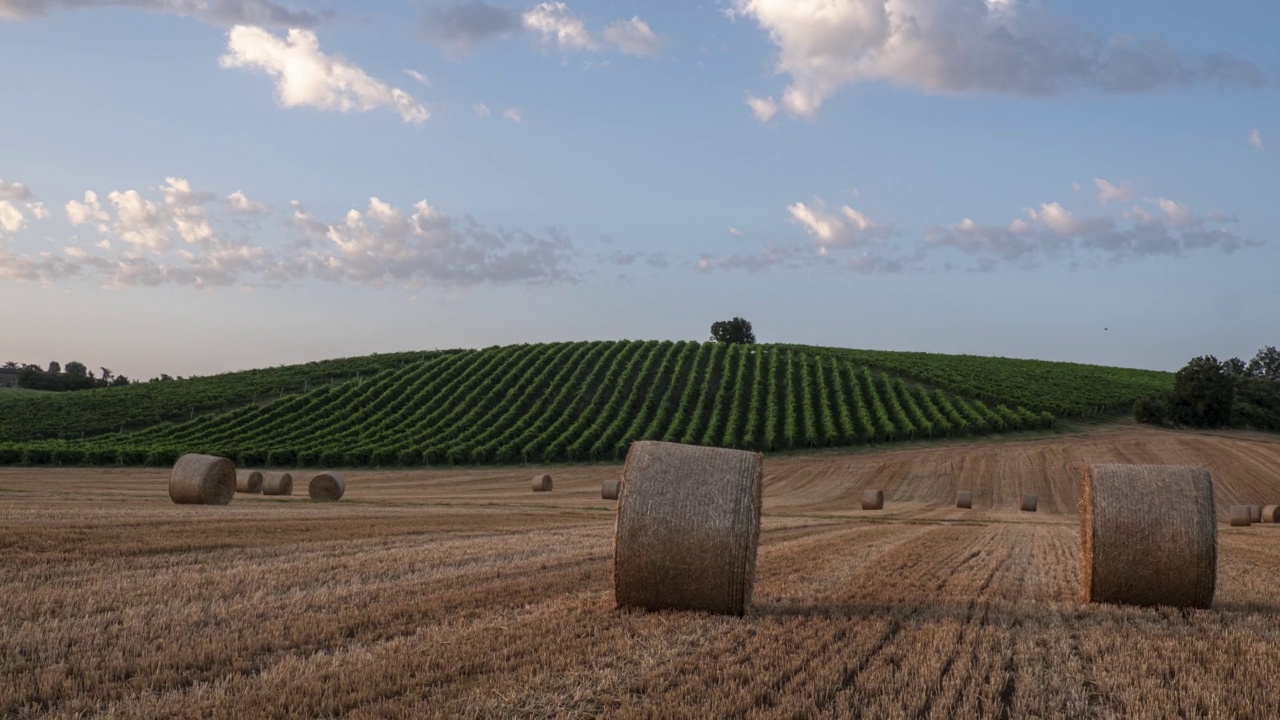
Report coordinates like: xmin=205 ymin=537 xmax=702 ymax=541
xmin=3 ymin=424 xmax=1280 ymax=718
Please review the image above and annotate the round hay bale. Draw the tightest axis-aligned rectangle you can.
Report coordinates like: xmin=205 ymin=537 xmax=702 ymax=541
xmin=1021 ymin=494 xmax=1038 ymax=512
xmin=956 ymin=490 xmax=972 ymax=509
xmin=602 ymin=478 xmax=620 ymax=500
xmin=1230 ymin=505 xmax=1252 ymax=527
xmin=308 ymin=472 xmax=345 ymax=502
xmin=169 ymin=453 xmax=236 ymax=505
xmin=1263 ymin=504 xmax=1280 ymax=523
xmin=262 ymin=472 xmax=293 ymax=496
xmin=1249 ymin=504 xmax=1262 ymax=524
xmin=532 ymin=474 xmax=553 ymax=492
xmin=614 ymin=441 xmax=762 ymax=616
xmin=236 ymin=470 xmax=264 ymax=494
xmin=1080 ymin=464 xmax=1216 ymax=608
xmin=861 ymin=489 xmax=884 ymax=510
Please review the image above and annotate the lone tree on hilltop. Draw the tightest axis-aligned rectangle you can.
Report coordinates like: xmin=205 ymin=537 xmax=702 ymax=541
xmin=710 ymin=317 xmax=756 ymax=345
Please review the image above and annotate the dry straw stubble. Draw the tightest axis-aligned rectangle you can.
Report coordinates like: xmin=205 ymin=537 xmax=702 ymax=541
xmin=309 ymin=472 xmax=345 ymax=502
xmin=532 ymin=474 xmax=553 ymax=492
xmin=1022 ymin=494 xmax=1038 ymax=512
xmin=262 ymin=472 xmax=293 ymax=496
xmin=602 ymin=478 xmax=620 ymax=500
xmin=236 ymin=470 xmax=263 ymax=494
xmin=861 ymin=489 xmax=884 ymax=510
xmin=956 ymin=490 xmax=972 ymax=509
xmin=614 ymin=441 xmax=762 ymax=616
xmin=1230 ymin=506 xmax=1252 ymax=527
xmin=1080 ymin=464 xmax=1216 ymax=608
xmin=168 ymin=453 xmax=236 ymax=505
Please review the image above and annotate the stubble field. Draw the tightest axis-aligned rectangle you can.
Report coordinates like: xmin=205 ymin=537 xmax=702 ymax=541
xmin=3 ymin=424 xmax=1280 ymax=719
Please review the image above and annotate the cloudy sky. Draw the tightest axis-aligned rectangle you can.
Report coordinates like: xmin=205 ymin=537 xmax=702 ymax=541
xmin=1 ymin=0 xmax=1276 ymax=379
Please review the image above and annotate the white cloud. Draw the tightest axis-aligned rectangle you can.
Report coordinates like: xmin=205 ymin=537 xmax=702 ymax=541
xmin=0 ymin=0 xmax=324 ymax=27
xmin=745 ymin=94 xmax=778 ymax=122
xmin=787 ymin=198 xmax=892 ymax=248
xmin=105 ymin=189 xmax=171 ymax=253
xmin=1094 ymin=177 xmax=1134 ymax=206
xmin=0 ymin=178 xmax=31 ymax=200
xmin=1026 ymin=201 xmax=1077 ymax=236
xmin=65 ymin=191 xmax=109 ymax=226
xmin=1151 ymin=197 xmax=1192 ymax=228
xmin=403 ymin=68 xmax=431 ymax=87
xmin=1249 ymin=128 xmax=1264 ymax=151
xmin=501 ymin=107 xmax=522 ymax=123
xmin=730 ymin=0 xmax=1264 ymax=118
xmin=226 ymin=190 xmax=268 ymax=214
xmin=0 ymin=200 xmax=24 ymax=233
xmin=26 ymin=202 xmax=48 ymax=219
xmin=522 ymin=2 xmax=595 ymax=53
xmin=474 ymin=102 xmax=491 ymax=118
xmin=728 ymin=225 xmax=742 ymax=237
xmin=603 ymin=16 xmax=664 ymax=57
xmin=220 ymin=25 xmax=430 ymax=125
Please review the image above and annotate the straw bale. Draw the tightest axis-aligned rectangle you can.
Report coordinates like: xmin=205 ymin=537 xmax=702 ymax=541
xmin=236 ymin=470 xmax=263 ymax=494
xmin=309 ymin=472 xmax=345 ymax=502
xmin=169 ymin=453 xmax=236 ymax=505
xmin=1263 ymin=505 xmax=1280 ymax=523
xmin=1021 ymin=494 xmax=1038 ymax=512
xmin=956 ymin=490 xmax=972 ymax=509
xmin=861 ymin=489 xmax=884 ymax=510
xmin=614 ymin=441 xmax=762 ymax=616
xmin=1249 ymin=505 xmax=1262 ymax=524
xmin=1079 ymin=464 xmax=1215 ymax=608
xmin=532 ymin=474 xmax=553 ymax=492
xmin=1230 ymin=505 xmax=1252 ymax=527
xmin=262 ymin=472 xmax=293 ymax=496
xmin=602 ymin=478 xmax=620 ymax=500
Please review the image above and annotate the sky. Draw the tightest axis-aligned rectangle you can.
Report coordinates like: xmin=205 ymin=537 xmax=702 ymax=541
xmin=0 ymin=0 xmax=1276 ymax=380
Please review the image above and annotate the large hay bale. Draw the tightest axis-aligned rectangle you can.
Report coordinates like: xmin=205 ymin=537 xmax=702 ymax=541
xmin=1230 ymin=505 xmax=1252 ymax=527
xmin=262 ymin=472 xmax=293 ymax=496
xmin=532 ymin=474 xmax=553 ymax=492
xmin=861 ymin=489 xmax=884 ymax=510
xmin=236 ymin=470 xmax=263 ymax=494
xmin=169 ymin=453 xmax=236 ymax=505
xmin=1021 ymin=494 xmax=1038 ymax=512
xmin=602 ymin=478 xmax=620 ymax=500
xmin=614 ymin=441 xmax=762 ymax=616
xmin=1249 ymin=505 xmax=1262 ymax=524
xmin=1080 ymin=464 xmax=1215 ymax=608
xmin=956 ymin=490 xmax=972 ymax=509
xmin=1263 ymin=504 xmax=1280 ymax=523
xmin=309 ymin=472 xmax=345 ymax=502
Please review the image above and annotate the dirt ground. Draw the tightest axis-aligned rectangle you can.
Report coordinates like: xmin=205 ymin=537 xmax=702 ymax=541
xmin=2 ymin=423 xmax=1279 ymax=718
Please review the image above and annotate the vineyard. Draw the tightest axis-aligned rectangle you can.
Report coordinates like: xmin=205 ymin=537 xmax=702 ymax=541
xmin=0 ymin=341 xmax=1174 ymax=467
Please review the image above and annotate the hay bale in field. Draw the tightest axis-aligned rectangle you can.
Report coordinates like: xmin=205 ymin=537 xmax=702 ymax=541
xmin=308 ymin=472 xmax=345 ymax=502
xmin=169 ymin=453 xmax=236 ymax=505
xmin=1263 ymin=504 xmax=1280 ymax=523
xmin=1230 ymin=505 xmax=1252 ymax=527
xmin=236 ymin=470 xmax=263 ymax=494
xmin=532 ymin=474 xmax=553 ymax=492
xmin=262 ymin=472 xmax=293 ymax=496
xmin=1249 ymin=505 xmax=1262 ymax=524
xmin=956 ymin=490 xmax=972 ymax=509
xmin=861 ymin=489 xmax=884 ymax=510
xmin=602 ymin=478 xmax=620 ymax=500
xmin=1021 ymin=494 xmax=1038 ymax=512
xmin=614 ymin=441 xmax=762 ymax=616
xmin=1079 ymin=464 xmax=1215 ymax=608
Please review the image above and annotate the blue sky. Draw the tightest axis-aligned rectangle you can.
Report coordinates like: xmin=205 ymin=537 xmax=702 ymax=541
xmin=1 ymin=0 xmax=1276 ymax=379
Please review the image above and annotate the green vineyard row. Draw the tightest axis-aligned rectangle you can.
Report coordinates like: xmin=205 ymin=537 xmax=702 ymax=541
xmin=0 ymin=341 xmax=1055 ymax=467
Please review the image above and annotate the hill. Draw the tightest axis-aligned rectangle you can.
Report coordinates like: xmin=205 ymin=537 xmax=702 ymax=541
xmin=0 ymin=341 xmax=1174 ymax=467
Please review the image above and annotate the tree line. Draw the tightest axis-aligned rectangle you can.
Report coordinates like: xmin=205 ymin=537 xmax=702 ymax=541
xmin=1134 ymin=346 xmax=1280 ymax=431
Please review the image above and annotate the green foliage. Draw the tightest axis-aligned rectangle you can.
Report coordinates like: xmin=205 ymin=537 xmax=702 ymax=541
xmin=710 ymin=317 xmax=756 ymax=345
xmin=1169 ymin=356 xmax=1235 ymax=428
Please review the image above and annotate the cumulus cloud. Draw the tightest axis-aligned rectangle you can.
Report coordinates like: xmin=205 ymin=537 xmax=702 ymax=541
xmin=787 ymin=198 xmax=893 ymax=248
xmin=0 ymin=0 xmax=323 ymax=27
xmin=603 ymin=16 xmax=663 ymax=57
xmin=1249 ymin=128 xmax=1264 ymax=151
xmin=220 ymin=25 xmax=430 ymax=125
xmin=1094 ymin=177 xmax=1134 ymax=206
xmin=0 ymin=201 xmax=25 ymax=233
xmin=522 ymin=2 xmax=594 ymax=53
xmin=731 ymin=0 xmax=1266 ymax=118
xmin=0 ymin=178 xmax=32 ymax=200
xmin=226 ymin=190 xmax=268 ymax=214
xmin=745 ymin=94 xmax=778 ymax=122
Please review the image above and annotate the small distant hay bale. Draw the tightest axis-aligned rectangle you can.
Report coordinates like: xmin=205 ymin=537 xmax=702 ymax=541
xmin=861 ymin=489 xmax=884 ymax=510
xmin=169 ymin=453 xmax=236 ymax=505
xmin=308 ymin=472 xmax=345 ymax=502
xmin=956 ymin=490 xmax=972 ymax=509
xmin=1249 ymin=505 xmax=1262 ymax=523
xmin=614 ymin=441 xmax=762 ymax=616
xmin=1263 ymin=504 xmax=1280 ymax=523
xmin=1230 ymin=505 xmax=1252 ymax=527
xmin=602 ymin=478 xmax=620 ymax=500
xmin=1080 ymin=464 xmax=1215 ymax=608
xmin=1021 ymin=494 xmax=1038 ymax=512
xmin=262 ymin=472 xmax=293 ymax=496
xmin=236 ymin=470 xmax=264 ymax=494
xmin=532 ymin=474 xmax=553 ymax=492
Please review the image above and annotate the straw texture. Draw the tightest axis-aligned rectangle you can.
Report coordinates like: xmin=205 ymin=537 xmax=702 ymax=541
xmin=1230 ymin=505 xmax=1252 ymax=527
xmin=1080 ymin=464 xmax=1216 ymax=608
xmin=1249 ymin=505 xmax=1262 ymax=523
xmin=168 ymin=453 xmax=236 ymax=505
xmin=1021 ymin=494 xmax=1038 ymax=512
xmin=602 ymin=478 xmax=620 ymax=500
xmin=1263 ymin=505 xmax=1280 ymax=523
xmin=262 ymin=472 xmax=293 ymax=496
xmin=613 ymin=441 xmax=763 ymax=616
xmin=532 ymin=474 xmax=553 ymax=492
xmin=236 ymin=470 xmax=263 ymax=494
xmin=861 ymin=489 xmax=884 ymax=510
xmin=309 ymin=472 xmax=345 ymax=502
xmin=956 ymin=490 xmax=972 ymax=509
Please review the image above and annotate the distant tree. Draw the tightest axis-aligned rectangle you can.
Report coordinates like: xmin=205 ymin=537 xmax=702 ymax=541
xmin=710 ymin=317 xmax=757 ymax=345
xmin=64 ymin=361 xmax=87 ymax=378
xmin=2 ymin=361 xmax=17 ymax=370
xmin=1247 ymin=345 xmax=1280 ymax=381
xmin=47 ymin=361 xmax=61 ymax=374
xmin=1223 ymin=357 xmax=1248 ymax=377
xmin=1168 ymin=355 xmax=1235 ymax=428
xmin=1133 ymin=392 xmax=1170 ymax=426
xmin=111 ymin=375 xmax=130 ymax=387
xmin=100 ymin=367 xmax=113 ymax=385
